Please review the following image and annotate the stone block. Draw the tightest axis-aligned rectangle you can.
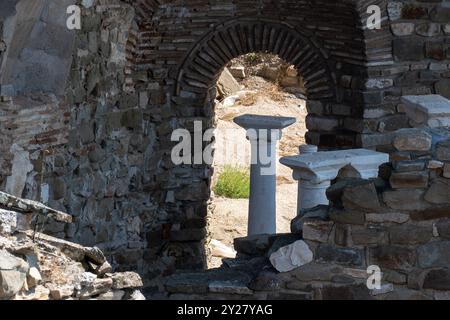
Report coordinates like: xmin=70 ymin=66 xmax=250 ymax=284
xmin=351 ymin=227 xmax=387 ymax=245
xmin=369 ymin=245 xmax=416 ymax=271
xmin=424 ymin=180 xmax=450 ymax=204
xmin=341 ymin=181 xmax=381 ymax=211
xmin=389 ymin=225 xmax=432 ymax=245
xmin=417 ymin=241 xmax=450 ymax=268
xmin=436 ymin=140 xmax=450 ymax=161
xmin=391 ymin=23 xmax=415 ymax=36
xmin=302 ymin=220 xmax=334 ymax=243
xmin=423 ymin=269 xmax=450 ymax=291
xmin=269 ymin=240 xmax=313 ymax=273
xmin=365 ymin=212 xmax=410 ymax=224
xmin=393 ymin=39 xmax=424 ymax=61
xmin=393 ymin=160 xmax=426 ymax=173
xmin=436 ymin=219 xmax=450 ymax=239
xmin=392 ymin=129 xmax=432 ymax=152
xmin=315 ymin=244 xmax=363 ymax=267
xmin=402 ymin=95 xmax=450 ymax=128
xmin=383 ymin=189 xmax=429 ymax=211
xmin=390 ymin=171 xmax=429 ymax=189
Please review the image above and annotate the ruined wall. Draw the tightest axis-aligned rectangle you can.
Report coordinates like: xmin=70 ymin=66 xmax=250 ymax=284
xmin=163 ymin=125 xmax=450 ymax=300
xmin=0 ymin=0 xmax=449 ymax=295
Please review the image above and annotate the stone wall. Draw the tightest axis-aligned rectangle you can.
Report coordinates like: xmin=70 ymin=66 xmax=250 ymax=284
xmin=0 ymin=0 xmax=449 ymax=295
xmin=163 ymin=125 xmax=450 ymax=300
xmin=356 ymin=0 xmax=450 ymax=149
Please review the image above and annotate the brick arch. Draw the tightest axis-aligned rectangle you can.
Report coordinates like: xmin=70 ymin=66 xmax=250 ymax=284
xmin=176 ymin=18 xmax=337 ymax=102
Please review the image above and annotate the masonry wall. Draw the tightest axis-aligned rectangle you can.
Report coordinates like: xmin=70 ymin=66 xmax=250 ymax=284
xmin=0 ymin=0 xmax=449 ymax=295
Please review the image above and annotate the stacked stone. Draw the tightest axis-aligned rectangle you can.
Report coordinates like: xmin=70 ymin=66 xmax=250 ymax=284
xmin=0 ymin=192 xmax=145 ymax=300
xmin=360 ymin=1 xmax=450 ymax=149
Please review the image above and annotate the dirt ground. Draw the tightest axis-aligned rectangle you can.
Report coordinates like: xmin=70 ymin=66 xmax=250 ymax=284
xmin=207 ymin=75 xmax=307 ymax=268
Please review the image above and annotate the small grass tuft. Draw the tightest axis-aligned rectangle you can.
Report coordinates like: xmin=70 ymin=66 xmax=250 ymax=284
xmin=213 ymin=166 xmax=250 ymax=199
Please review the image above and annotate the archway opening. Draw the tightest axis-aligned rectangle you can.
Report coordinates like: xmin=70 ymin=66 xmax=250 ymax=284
xmin=207 ymin=53 xmax=307 ymax=268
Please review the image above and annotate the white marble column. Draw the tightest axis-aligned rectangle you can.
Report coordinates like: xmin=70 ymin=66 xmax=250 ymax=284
xmin=234 ymin=114 xmax=296 ymax=236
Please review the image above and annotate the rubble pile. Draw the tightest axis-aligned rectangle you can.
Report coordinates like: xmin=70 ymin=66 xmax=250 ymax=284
xmin=0 ymin=191 xmax=145 ymax=300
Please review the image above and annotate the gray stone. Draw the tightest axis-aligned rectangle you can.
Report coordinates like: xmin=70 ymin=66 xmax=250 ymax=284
xmin=423 ymin=268 xmax=450 ymax=291
xmin=234 ymin=234 xmax=272 ymax=256
xmin=365 ymin=212 xmax=409 ymax=224
xmin=416 ymin=23 xmax=441 ymax=37
xmin=424 ymin=180 xmax=450 ymax=205
xmin=393 ymin=160 xmax=426 ymax=173
xmin=417 ymin=241 xmax=450 ymax=268
xmin=342 ymin=181 xmax=381 ymax=211
xmin=269 ymin=240 xmax=313 ymax=273
xmin=393 ymin=129 xmax=432 ymax=152
xmin=436 ymin=140 xmax=450 ymax=161
xmin=390 ymin=171 xmax=429 ymax=189
xmin=329 ymin=209 xmax=365 ymax=225
xmin=389 ymin=225 xmax=432 ymax=245
xmin=209 ymin=281 xmax=253 ymax=295
xmin=387 ymin=2 xmax=403 ymax=21
xmin=291 ymin=205 xmax=329 ymax=234
xmin=436 ymin=219 xmax=450 ymax=239
xmin=316 ymin=245 xmax=363 ymax=267
xmin=391 ymin=23 xmax=415 ymax=36
xmin=302 ymin=220 xmax=333 ymax=243
xmin=435 ymin=80 xmax=450 ymax=100
xmin=393 ymin=39 xmax=424 ymax=61
xmin=351 ymin=227 xmax=387 ymax=245
xmin=383 ymin=189 xmax=430 ymax=211
xmin=110 ymin=272 xmax=143 ymax=290
xmin=369 ymin=245 xmax=416 ymax=271
xmin=248 ymin=271 xmax=282 ymax=291
xmin=0 ymin=250 xmax=29 ymax=298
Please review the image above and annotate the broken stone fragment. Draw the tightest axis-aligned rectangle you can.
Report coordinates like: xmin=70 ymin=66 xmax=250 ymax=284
xmin=0 ymin=249 xmax=30 ymax=299
xmin=269 ymin=240 xmax=313 ymax=273
xmin=110 ymin=272 xmax=143 ymax=290
xmin=126 ymin=290 xmax=146 ymax=300
xmin=96 ymin=290 xmax=125 ymax=300
xmin=26 ymin=267 xmax=42 ymax=289
xmin=87 ymin=261 xmax=112 ymax=276
xmin=47 ymin=284 xmax=75 ymax=300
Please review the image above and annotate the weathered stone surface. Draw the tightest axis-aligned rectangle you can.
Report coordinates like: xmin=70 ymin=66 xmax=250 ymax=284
xmin=320 ymin=284 xmax=373 ymax=300
xmin=393 ymin=160 xmax=425 ymax=173
xmin=269 ymin=241 xmax=313 ymax=273
xmin=410 ymin=206 xmax=450 ymax=221
xmin=384 ymin=288 xmax=432 ymax=300
xmin=248 ymin=271 xmax=282 ymax=291
xmin=316 ymin=245 xmax=363 ymax=267
xmin=209 ymin=281 xmax=253 ymax=295
xmin=392 ymin=129 xmax=432 ymax=152
xmin=390 ymin=171 xmax=429 ymax=189
xmin=369 ymin=245 xmax=416 ymax=271
xmin=234 ymin=234 xmax=273 ymax=256
xmin=217 ymin=68 xmax=241 ymax=98
xmin=26 ymin=267 xmax=42 ymax=289
xmin=417 ymin=241 xmax=450 ymax=268
xmin=436 ymin=219 xmax=450 ymax=239
xmin=342 ymin=181 xmax=381 ymax=211
xmin=391 ymin=23 xmax=415 ymax=36
xmin=383 ymin=189 xmax=429 ymax=211
xmin=436 ymin=140 xmax=450 ymax=161
xmin=0 ymin=250 xmax=29 ymax=298
xmin=329 ymin=209 xmax=365 ymax=225
xmin=291 ymin=205 xmax=329 ymax=233
xmin=424 ymin=180 xmax=450 ymax=204
xmin=110 ymin=272 xmax=143 ymax=290
xmin=366 ymin=212 xmax=409 ymax=224
xmin=351 ymin=227 xmax=387 ymax=245
xmin=302 ymin=220 xmax=333 ymax=243
xmin=423 ymin=268 xmax=450 ymax=291
xmin=289 ymin=263 xmax=343 ymax=282
xmin=389 ymin=225 xmax=432 ymax=245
